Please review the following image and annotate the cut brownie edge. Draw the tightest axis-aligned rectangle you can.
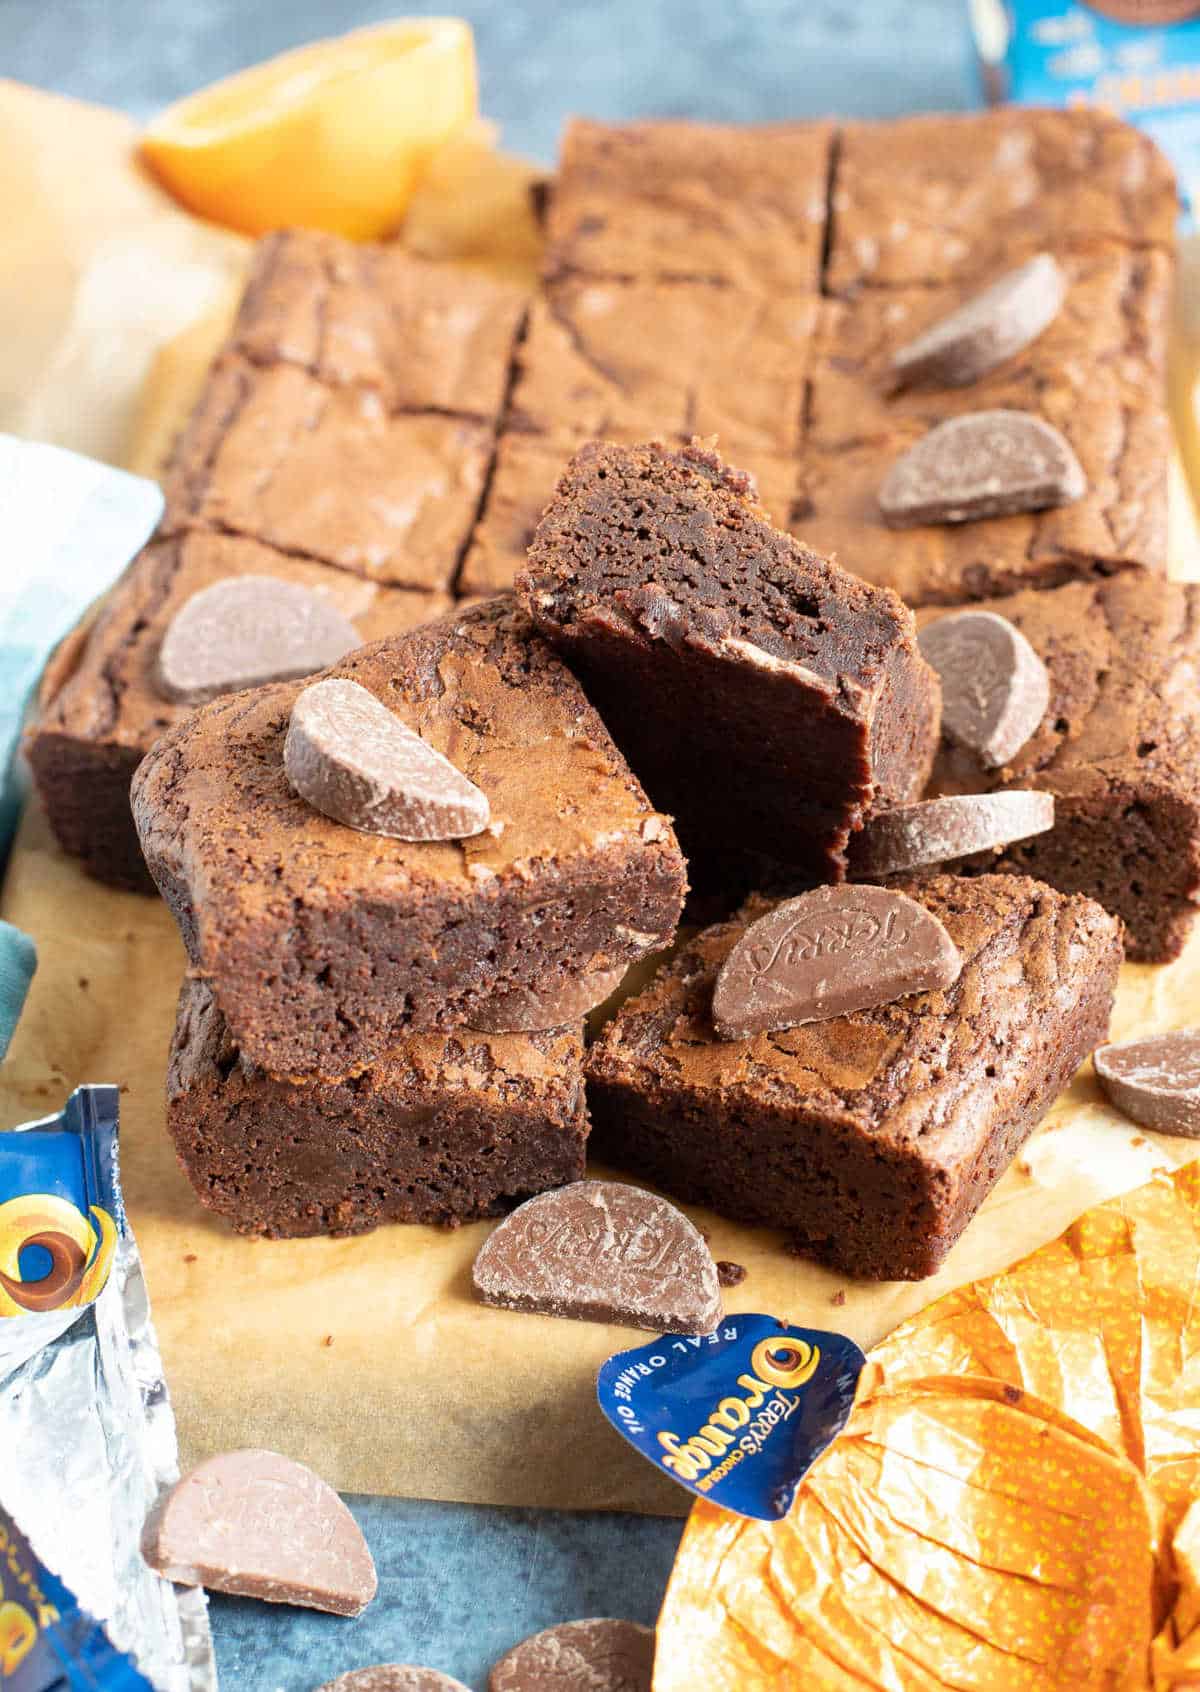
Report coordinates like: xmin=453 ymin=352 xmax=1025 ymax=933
xmin=520 ymin=438 xmax=939 ymax=876
xmin=27 ymin=734 xmax=154 ymax=893
xmin=586 ymin=874 xmax=1122 ymax=1281
xmin=167 ymin=980 xmax=588 ymax=1238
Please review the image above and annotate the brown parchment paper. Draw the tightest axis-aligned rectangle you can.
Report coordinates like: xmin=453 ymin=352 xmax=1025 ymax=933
xmin=2 ymin=78 xmax=1199 ymax=1514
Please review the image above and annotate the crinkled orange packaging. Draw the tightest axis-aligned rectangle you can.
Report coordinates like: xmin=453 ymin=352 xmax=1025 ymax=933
xmin=656 ymin=1161 xmax=1200 ymax=1690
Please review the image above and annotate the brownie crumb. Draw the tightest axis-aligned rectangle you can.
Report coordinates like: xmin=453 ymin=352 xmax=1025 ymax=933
xmin=1003 ymin=1384 xmax=1023 ymax=1404
xmin=716 ymin=1260 xmax=747 ymax=1287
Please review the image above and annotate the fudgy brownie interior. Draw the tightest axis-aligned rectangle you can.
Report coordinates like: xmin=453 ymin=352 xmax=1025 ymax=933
xmin=521 ymin=437 xmax=939 ymax=876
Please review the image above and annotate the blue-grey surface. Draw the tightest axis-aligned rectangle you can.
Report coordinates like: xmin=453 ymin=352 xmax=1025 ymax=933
xmin=4 ymin=3 xmax=972 ymax=1686
xmin=2 ymin=0 xmax=976 ymax=163
xmin=210 ymin=1497 xmax=682 ymax=1691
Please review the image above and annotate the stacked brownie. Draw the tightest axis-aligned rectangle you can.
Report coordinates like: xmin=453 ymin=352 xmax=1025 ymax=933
xmin=29 ymin=230 xmax=527 ymax=889
xmin=135 ymin=597 xmax=687 ymax=1236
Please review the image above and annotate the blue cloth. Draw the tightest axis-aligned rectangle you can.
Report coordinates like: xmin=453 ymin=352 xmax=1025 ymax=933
xmin=0 ymin=920 xmax=35 ymax=1060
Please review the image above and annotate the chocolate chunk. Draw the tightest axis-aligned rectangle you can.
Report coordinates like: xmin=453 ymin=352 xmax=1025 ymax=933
xmin=472 ymin=1180 xmax=721 ymax=1334
xmin=712 ymin=885 xmax=962 ymax=1040
xmin=141 ymin=1447 xmax=377 ymax=1615
xmin=849 ymin=792 xmax=1055 ymax=877
xmin=1094 ymin=1030 xmax=1200 ymax=1137
xmin=919 ymin=609 xmax=1052 ymax=767
xmin=889 ymin=254 xmax=1066 ymax=390
xmin=878 ymin=410 xmax=1086 ymax=527
xmin=318 ymin=1671 xmax=470 ymax=1692
xmin=284 ymin=678 xmax=490 ymax=840
xmin=716 ymin=1260 xmax=746 ymax=1287
xmin=156 ymin=575 xmax=360 ymax=704
xmin=489 ymin=1619 xmax=654 ymax=1692
xmin=468 ymin=965 xmax=627 ymax=1033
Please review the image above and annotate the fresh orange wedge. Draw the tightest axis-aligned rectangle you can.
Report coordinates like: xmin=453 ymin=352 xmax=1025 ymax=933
xmin=138 ymin=18 xmax=477 ymax=240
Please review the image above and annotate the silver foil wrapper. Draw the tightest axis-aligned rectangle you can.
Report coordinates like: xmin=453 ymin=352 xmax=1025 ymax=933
xmin=1 ymin=1090 xmax=217 ymax=1691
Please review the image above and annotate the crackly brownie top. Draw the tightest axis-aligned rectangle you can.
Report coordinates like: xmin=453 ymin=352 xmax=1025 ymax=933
xmin=545 ymin=117 xmax=834 ymax=290
xmin=828 ymin=108 xmax=1177 ymax=294
xmin=510 ymin=279 xmax=817 ymax=459
xmin=521 ymin=438 xmax=925 ymax=711
xmin=231 ymin=230 xmax=528 ymax=417
xmin=586 ymin=873 xmax=1121 ymax=1162
xmin=169 ymin=978 xmax=585 ymax=1107
xmin=160 ymin=357 xmax=492 ymax=591
xmin=921 ymin=573 xmax=1200 ymax=804
xmin=133 ymin=594 xmax=678 ymax=908
xmin=35 ymin=532 xmax=446 ymax=751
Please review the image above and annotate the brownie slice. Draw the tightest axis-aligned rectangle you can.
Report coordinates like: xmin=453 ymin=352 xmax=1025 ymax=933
xmin=920 ymin=572 xmax=1200 ymax=962
xmin=794 ymin=242 xmax=1170 ymax=605
xmin=132 ymin=597 xmax=687 ymax=1081
xmin=519 ymin=439 xmax=941 ymax=878
xmin=29 ymin=532 xmax=446 ymax=892
xmin=587 ymin=875 xmax=1123 ymax=1281
xmin=167 ymin=979 xmax=588 ymax=1239
xmin=232 ymin=230 xmax=527 ymax=416
xmin=510 ymin=280 xmax=815 ymax=458
xmin=826 ymin=108 xmax=1176 ymax=295
xmin=159 ymin=358 xmax=493 ymax=593
xmin=544 ymin=117 xmax=834 ymax=291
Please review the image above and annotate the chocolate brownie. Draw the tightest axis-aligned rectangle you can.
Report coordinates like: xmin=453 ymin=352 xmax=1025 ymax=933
xmin=232 ymin=230 xmax=527 ymax=417
xmin=160 ymin=358 xmax=493 ymax=592
xmin=519 ymin=439 xmax=940 ymax=879
xmin=544 ymin=118 xmax=834 ymax=290
xmin=794 ymin=242 xmax=1170 ymax=604
xmin=826 ymin=108 xmax=1176 ymax=296
xmin=920 ymin=572 xmax=1200 ymax=962
xmin=167 ymin=979 xmax=588 ymax=1238
xmin=509 ymin=280 xmax=815 ymax=457
xmin=586 ymin=874 xmax=1123 ymax=1281
xmin=132 ymin=597 xmax=687 ymax=1081
xmin=29 ymin=532 xmax=446 ymax=892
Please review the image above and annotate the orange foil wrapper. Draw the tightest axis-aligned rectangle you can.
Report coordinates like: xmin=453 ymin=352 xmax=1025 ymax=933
xmin=656 ymin=1161 xmax=1200 ymax=1690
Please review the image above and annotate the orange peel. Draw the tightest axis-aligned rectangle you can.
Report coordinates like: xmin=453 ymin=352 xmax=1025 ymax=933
xmin=138 ymin=19 xmax=477 ymax=239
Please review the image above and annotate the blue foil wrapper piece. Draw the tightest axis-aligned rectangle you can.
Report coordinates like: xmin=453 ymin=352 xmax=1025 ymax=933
xmin=0 ymin=1087 xmax=216 ymax=1691
xmin=597 ymin=1312 xmax=866 ymax=1521
xmin=0 ymin=1502 xmax=154 ymax=1690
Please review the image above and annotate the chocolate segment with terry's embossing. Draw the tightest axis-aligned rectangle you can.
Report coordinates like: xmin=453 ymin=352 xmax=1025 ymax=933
xmin=879 ymin=411 xmax=1085 ymax=527
xmin=712 ymin=885 xmax=962 ymax=1039
xmin=284 ymin=677 xmax=490 ymax=841
xmin=472 ymin=1180 xmax=721 ymax=1334
xmin=488 ymin=1618 xmax=654 ymax=1692
xmin=1095 ymin=1030 xmax=1200 ymax=1138
xmin=849 ymin=792 xmax=1054 ymax=878
xmin=889 ymin=253 xmax=1066 ymax=391
xmin=919 ymin=609 xmax=1051 ymax=768
xmin=141 ymin=1447 xmax=377 ymax=1615
xmin=156 ymin=574 xmax=361 ymax=704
